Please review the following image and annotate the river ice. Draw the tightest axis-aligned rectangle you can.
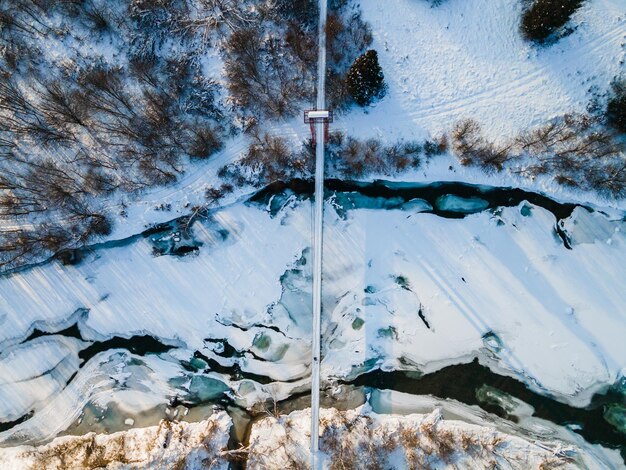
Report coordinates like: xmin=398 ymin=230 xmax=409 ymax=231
xmin=0 ymin=190 xmax=624 ymax=448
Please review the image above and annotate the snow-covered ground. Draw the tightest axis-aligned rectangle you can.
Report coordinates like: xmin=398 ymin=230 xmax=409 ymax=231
xmin=341 ymin=0 xmax=625 ymax=143
xmin=0 ymin=346 xmax=201 ymax=446
xmin=0 ymin=390 xmax=620 ymax=470
xmin=320 ymin=199 xmax=626 ymax=407
xmin=0 ymin=336 xmax=85 ymax=424
xmin=0 ymin=412 xmax=231 ymax=470
xmin=248 ymin=400 xmax=622 ymax=469
xmin=3 ymin=394 xmax=621 ymax=469
xmin=56 ymin=0 xmax=624 ymax=246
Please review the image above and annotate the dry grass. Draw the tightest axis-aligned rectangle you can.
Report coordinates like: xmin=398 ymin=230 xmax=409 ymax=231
xmin=434 ymin=428 xmax=456 ymax=461
xmin=460 ymin=431 xmax=480 ymax=454
xmin=399 ymin=424 xmax=420 ymax=449
xmin=17 ymin=418 xmax=227 ymax=470
xmin=248 ymin=409 xmax=576 ymax=470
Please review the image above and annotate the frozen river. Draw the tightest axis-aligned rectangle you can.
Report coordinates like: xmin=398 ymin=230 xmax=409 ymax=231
xmin=0 ymin=180 xmax=624 ymax=465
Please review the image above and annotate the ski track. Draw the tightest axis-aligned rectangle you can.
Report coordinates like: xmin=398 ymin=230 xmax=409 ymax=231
xmin=401 ymin=21 xmax=626 ymax=122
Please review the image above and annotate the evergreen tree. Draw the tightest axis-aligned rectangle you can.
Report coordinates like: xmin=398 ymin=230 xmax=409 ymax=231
xmin=346 ymin=49 xmax=386 ymax=106
xmin=607 ymin=79 xmax=626 ymax=133
xmin=521 ymin=0 xmax=583 ymax=43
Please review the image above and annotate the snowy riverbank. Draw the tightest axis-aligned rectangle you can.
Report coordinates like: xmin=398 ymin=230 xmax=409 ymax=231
xmin=249 ymin=399 xmax=623 ymax=469
xmin=1 ymin=397 xmax=621 ymax=469
xmin=0 ymin=412 xmax=231 ymax=470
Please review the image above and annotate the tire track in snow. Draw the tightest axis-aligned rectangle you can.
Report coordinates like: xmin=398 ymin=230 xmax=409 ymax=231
xmin=388 ymin=19 xmax=626 ymax=125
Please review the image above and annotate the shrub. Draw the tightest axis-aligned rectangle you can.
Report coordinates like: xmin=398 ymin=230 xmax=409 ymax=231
xmin=451 ymin=119 xmax=483 ymax=165
xmin=346 ymin=49 xmax=386 ymax=106
xmin=187 ymin=126 xmax=223 ymax=159
xmin=326 ymin=70 xmax=351 ymax=110
xmin=327 ymin=135 xmax=424 ymax=178
xmin=237 ymin=134 xmax=313 ymax=185
xmin=331 ymin=11 xmax=373 ymax=67
xmin=224 ymin=26 xmax=312 ymax=119
xmin=424 ymin=136 xmax=448 ymax=157
xmin=606 ymin=78 xmax=626 ymax=133
xmin=83 ymin=4 xmax=111 ymax=32
xmin=514 ymin=114 xmax=626 ymax=196
xmin=284 ymin=21 xmax=317 ymax=68
xmin=273 ymin=0 xmax=317 ymax=25
xmin=521 ymin=0 xmax=584 ymax=43
xmin=85 ymin=214 xmax=113 ymax=237
xmin=205 ymin=186 xmax=225 ymax=204
xmin=451 ymin=119 xmax=512 ymax=172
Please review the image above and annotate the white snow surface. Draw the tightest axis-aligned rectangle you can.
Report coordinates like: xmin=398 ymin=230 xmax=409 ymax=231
xmin=320 ymin=200 xmax=626 ymax=406
xmin=247 ymin=404 xmax=616 ymax=469
xmin=0 ymin=349 xmax=186 ymax=446
xmin=0 ymin=0 xmax=624 ymax=458
xmin=0 ymin=336 xmax=85 ymax=424
xmin=341 ymin=0 xmax=626 ymax=143
xmin=55 ymin=0 xmax=625 ymax=245
xmin=0 ymin=412 xmax=231 ymax=470
xmin=0 ymin=203 xmax=310 ymax=351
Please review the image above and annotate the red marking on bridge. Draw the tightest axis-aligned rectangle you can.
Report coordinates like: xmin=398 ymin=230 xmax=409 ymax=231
xmin=304 ymin=109 xmax=333 ymax=145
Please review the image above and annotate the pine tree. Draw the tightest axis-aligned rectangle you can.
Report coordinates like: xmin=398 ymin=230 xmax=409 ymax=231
xmin=520 ymin=0 xmax=583 ymax=43
xmin=607 ymin=79 xmax=626 ymax=133
xmin=346 ymin=49 xmax=386 ymax=106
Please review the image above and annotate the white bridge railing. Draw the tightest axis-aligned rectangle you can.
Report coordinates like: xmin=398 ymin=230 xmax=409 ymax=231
xmin=309 ymin=0 xmax=328 ymax=468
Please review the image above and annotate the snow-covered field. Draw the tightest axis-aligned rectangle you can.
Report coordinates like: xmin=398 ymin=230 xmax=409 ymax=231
xmin=342 ymin=0 xmax=625 ymax=143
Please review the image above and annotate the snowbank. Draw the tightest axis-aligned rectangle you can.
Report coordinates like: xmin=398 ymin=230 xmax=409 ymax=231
xmin=320 ymin=199 xmax=626 ymax=406
xmin=1 ymin=195 xmax=624 ymax=419
xmin=0 ymin=336 xmax=85 ymax=424
xmin=0 ymin=412 xmax=231 ymax=470
xmin=247 ymin=404 xmax=614 ymax=469
xmin=0 ymin=349 xmax=188 ymax=446
xmin=0 ymin=202 xmax=311 ymax=352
